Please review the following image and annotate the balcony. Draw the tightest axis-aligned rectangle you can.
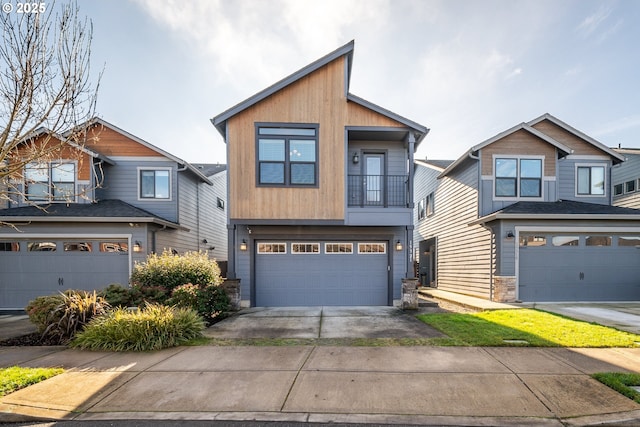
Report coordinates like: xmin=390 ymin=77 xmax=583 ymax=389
xmin=347 ymin=175 xmax=409 ymax=208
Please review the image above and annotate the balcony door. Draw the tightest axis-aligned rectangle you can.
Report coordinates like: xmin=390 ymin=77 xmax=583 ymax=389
xmin=364 ymin=153 xmax=385 ymax=206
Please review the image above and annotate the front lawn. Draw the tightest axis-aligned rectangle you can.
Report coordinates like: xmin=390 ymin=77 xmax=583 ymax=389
xmin=417 ymin=309 xmax=640 ymax=347
xmin=592 ymin=373 xmax=640 ymax=403
xmin=0 ymin=366 xmax=64 ymax=396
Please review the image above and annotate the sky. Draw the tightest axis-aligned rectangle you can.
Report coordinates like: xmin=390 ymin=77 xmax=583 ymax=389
xmin=69 ymin=0 xmax=640 ymax=165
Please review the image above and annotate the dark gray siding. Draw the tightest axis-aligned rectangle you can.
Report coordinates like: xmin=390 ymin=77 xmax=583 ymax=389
xmin=480 ymin=179 xmax=557 ymax=217
xmin=557 ymin=158 xmax=611 ymax=205
xmin=612 ymin=152 xmax=640 ymax=209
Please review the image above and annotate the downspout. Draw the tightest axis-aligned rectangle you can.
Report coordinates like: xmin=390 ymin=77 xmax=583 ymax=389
xmin=407 ymin=132 xmax=416 ymax=277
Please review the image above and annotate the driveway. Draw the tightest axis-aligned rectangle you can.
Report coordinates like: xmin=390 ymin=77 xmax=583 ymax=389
xmin=203 ymin=306 xmax=445 ymax=339
xmin=532 ymin=303 xmax=640 ymax=335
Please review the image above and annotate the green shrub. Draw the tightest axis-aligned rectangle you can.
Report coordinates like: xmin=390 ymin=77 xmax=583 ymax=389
xmin=129 ymin=284 xmax=170 ymax=306
xmin=71 ymin=303 xmax=205 ymax=352
xmin=100 ymin=284 xmax=135 ymax=307
xmin=43 ymin=290 xmax=111 ymax=344
xmin=169 ymin=283 xmax=230 ymax=325
xmin=131 ymin=250 xmax=222 ymax=293
xmin=25 ymin=294 xmax=65 ymax=333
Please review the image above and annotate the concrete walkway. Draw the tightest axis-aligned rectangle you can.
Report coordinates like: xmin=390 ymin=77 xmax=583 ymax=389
xmin=1 ymin=344 xmax=640 ymax=425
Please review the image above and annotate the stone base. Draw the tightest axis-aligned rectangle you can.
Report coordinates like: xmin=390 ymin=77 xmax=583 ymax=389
xmin=492 ymin=276 xmax=516 ymax=303
xmin=221 ymin=278 xmax=241 ymax=311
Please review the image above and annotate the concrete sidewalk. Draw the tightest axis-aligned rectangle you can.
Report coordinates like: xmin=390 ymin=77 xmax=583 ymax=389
xmin=1 ymin=344 xmax=640 ymax=426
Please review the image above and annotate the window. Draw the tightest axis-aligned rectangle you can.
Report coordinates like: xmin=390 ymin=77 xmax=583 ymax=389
xmin=552 ymin=236 xmax=579 ymax=247
xmin=217 ymin=197 xmax=225 ymax=210
xmin=358 ymin=243 xmax=387 ymax=254
xmin=614 ymin=183 xmax=624 ymax=196
xmin=257 ymin=243 xmax=287 ymax=254
xmin=426 ymin=192 xmax=435 ymax=216
xmin=619 ymin=236 xmax=640 ymax=247
xmin=257 ymin=125 xmax=318 ymax=186
xmin=292 ymin=243 xmax=320 ymax=254
xmin=586 ymin=236 xmax=612 ymax=247
xmin=625 ymin=180 xmax=636 ymax=193
xmin=140 ymin=169 xmax=170 ymax=199
xmin=417 ymin=199 xmax=426 ymax=220
xmin=325 ymin=243 xmax=353 ymax=254
xmin=577 ymin=166 xmax=605 ymax=195
xmin=519 ymin=235 xmax=547 ymax=247
xmin=495 ymin=158 xmax=542 ymax=198
xmin=0 ymin=242 xmax=20 ymax=252
xmin=24 ymin=162 xmax=76 ymax=202
xmin=64 ymin=242 xmax=93 ymax=252
xmin=28 ymin=241 xmax=57 ymax=251
xmin=100 ymin=241 xmax=128 ymax=253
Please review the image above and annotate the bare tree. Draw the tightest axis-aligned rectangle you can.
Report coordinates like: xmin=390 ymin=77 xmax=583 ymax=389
xmin=0 ymin=1 xmax=101 ymax=210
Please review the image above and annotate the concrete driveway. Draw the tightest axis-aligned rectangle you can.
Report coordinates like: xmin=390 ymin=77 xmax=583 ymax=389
xmin=532 ymin=303 xmax=640 ymax=335
xmin=204 ymin=306 xmax=445 ymax=339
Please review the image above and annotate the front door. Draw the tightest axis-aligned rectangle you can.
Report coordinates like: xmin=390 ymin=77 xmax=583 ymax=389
xmin=364 ymin=153 xmax=385 ymax=206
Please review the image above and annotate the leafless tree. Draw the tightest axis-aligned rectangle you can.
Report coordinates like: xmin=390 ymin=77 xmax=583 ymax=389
xmin=0 ymin=1 xmax=101 ymax=211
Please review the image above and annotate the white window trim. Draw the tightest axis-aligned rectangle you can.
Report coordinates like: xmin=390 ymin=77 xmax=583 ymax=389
xmin=137 ymin=166 xmax=173 ymax=201
xmin=574 ymin=163 xmax=607 ymax=198
xmin=257 ymin=242 xmax=287 ymax=254
xmin=291 ymin=242 xmax=320 ymax=254
xmin=23 ymin=159 xmax=78 ymax=204
xmin=624 ymin=180 xmax=637 ymax=194
xmin=357 ymin=242 xmax=387 ymax=254
xmin=324 ymin=242 xmax=354 ymax=254
xmin=492 ymin=155 xmax=545 ymax=202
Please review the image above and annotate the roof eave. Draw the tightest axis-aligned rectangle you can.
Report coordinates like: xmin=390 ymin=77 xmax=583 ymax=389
xmin=471 ymin=213 xmax=640 ymax=226
xmin=0 ymin=216 xmax=184 ymax=230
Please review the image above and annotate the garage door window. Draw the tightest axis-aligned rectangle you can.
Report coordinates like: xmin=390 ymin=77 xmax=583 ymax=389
xmin=257 ymin=243 xmax=287 ymax=254
xmin=28 ymin=241 xmax=57 ymax=251
xmin=552 ymin=236 xmax=579 ymax=247
xmin=586 ymin=236 xmax=612 ymax=246
xmin=64 ymin=242 xmax=93 ymax=252
xmin=325 ymin=243 xmax=353 ymax=254
xmin=0 ymin=242 xmax=20 ymax=251
xmin=519 ymin=235 xmax=547 ymax=247
xmin=618 ymin=236 xmax=640 ymax=247
xmin=358 ymin=243 xmax=386 ymax=254
xmin=292 ymin=243 xmax=320 ymax=254
xmin=100 ymin=242 xmax=128 ymax=253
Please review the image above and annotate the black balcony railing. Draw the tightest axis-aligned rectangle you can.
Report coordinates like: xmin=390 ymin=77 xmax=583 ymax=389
xmin=347 ymin=175 xmax=409 ymax=207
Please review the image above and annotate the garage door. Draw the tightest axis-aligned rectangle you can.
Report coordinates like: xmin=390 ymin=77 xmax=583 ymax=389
xmin=255 ymin=241 xmax=389 ymax=306
xmin=0 ymin=238 xmax=130 ymax=309
xmin=519 ymin=233 xmax=640 ymax=301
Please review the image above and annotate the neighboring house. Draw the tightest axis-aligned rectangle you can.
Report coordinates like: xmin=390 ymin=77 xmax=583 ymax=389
xmin=414 ymin=114 xmax=640 ymax=303
xmin=0 ymin=118 xmax=227 ymax=309
xmin=211 ymin=41 xmax=429 ymax=307
xmin=612 ymin=148 xmax=640 ymax=210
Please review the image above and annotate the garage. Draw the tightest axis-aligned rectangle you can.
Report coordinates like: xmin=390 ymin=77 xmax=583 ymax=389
xmin=254 ymin=240 xmax=390 ymax=306
xmin=0 ymin=236 xmax=131 ymax=309
xmin=518 ymin=232 xmax=640 ymax=301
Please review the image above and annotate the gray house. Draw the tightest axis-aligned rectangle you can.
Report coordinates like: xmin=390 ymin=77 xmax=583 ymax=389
xmin=414 ymin=114 xmax=640 ymax=303
xmin=0 ymin=119 xmax=227 ymax=309
xmin=212 ymin=41 xmax=429 ymax=307
xmin=612 ymin=148 xmax=640 ymax=210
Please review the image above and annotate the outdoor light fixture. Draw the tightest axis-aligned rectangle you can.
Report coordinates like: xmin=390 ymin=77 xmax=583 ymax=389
xmin=352 ymin=152 xmax=359 ymax=164
xmin=239 ymin=239 xmax=248 ymax=251
xmin=506 ymin=231 xmax=515 ymax=239
xmin=395 ymin=240 xmax=403 ymax=251
xmin=133 ymin=241 xmax=143 ymax=253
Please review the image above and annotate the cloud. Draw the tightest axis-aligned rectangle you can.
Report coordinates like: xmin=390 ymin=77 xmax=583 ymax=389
xmin=576 ymin=5 xmax=612 ymax=36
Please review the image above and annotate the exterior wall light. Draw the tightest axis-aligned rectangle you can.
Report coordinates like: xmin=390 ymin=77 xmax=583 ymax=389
xmin=395 ymin=240 xmax=403 ymax=251
xmin=239 ymin=239 xmax=248 ymax=251
xmin=133 ymin=241 xmax=143 ymax=253
xmin=352 ymin=152 xmax=359 ymax=164
xmin=506 ymin=231 xmax=515 ymax=239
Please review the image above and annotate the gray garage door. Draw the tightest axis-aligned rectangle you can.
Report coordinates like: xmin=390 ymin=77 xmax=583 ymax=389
xmin=519 ymin=233 xmax=640 ymax=301
xmin=0 ymin=238 xmax=130 ymax=309
xmin=255 ymin=241 xmax=389 ymax=306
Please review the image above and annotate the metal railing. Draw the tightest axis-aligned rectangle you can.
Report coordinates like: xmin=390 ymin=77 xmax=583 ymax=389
xmin=347 ymin=175 xmax=409 ymax=207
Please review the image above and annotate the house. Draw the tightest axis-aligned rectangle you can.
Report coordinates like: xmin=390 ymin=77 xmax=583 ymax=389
xmin=612 ymin=148 xmax=640 ymax=210
xmin=211 ymin=41 xmax=429 ymax=307
xmin=414 ymin=114 xmax=640 ymax=303
xmin=0 ymin=118 xmax=227 ymax=310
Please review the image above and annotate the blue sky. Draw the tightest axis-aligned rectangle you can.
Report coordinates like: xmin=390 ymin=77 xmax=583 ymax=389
xmin=74 ymin=0 xmax=640 ymax=165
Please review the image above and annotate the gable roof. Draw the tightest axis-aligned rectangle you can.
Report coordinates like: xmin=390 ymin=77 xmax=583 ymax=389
xmin=528 ymin=113 xmax=625 ymax=164
xmin=73 ymin=118 xmax=213 ymax=185
xmin=211 ymin=41 xmax=429 ymax=143
xmin=415 ymin=159 xmax=455 ymax=172
xmin=471 ymin=200 xmax=640 ymax=225
xmin=0 ymin=199 xmax=183 ymax=229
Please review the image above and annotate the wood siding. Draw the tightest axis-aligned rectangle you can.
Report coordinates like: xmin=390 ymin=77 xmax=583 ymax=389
xmin=531 ymin=120 xmax=603 ymax=156
xmin=480 ymin=130 xmax=557 ymax=176
xmin=12 ymin=135 xmax=93 ymax=181
xmin=414 ymin=160 xmax=493 ymax=299
xmin=226 ymin=56 xmax=406 ymax=221
xmin=85 ymin=125 xmax=160 ymax=157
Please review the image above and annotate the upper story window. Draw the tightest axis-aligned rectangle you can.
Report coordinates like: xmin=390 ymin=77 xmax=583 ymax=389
xmin=256 ymin=125 xmax=318 ymax=186
xmin=625 ymin=180 xmax=636 ymax=193
xmin=139 ymin=168 xmax=170 ymax=199
xmin=495 ymin=157 xmax=542 ymax=198
xmin=576 ymin=165 xmax=605 ymax=196
xmin=24 ymin=162 xmax=75 ymax=202
xmin=614 ymin=183 xmax=624 ymax=196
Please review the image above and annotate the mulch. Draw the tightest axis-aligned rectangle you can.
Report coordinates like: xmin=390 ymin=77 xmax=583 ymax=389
xmin=0 ymin=332 xmax=62 ymax=347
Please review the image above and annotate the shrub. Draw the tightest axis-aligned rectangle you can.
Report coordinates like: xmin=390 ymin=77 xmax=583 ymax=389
xmin=100 ymin=284 xmax=134 ymax=307
xmin=25 ymin=294 xmax=65 ymax=333
xmin=43 ymin=290 xmax=111 ymax=344
xmin=71 ymin=303 xmax=205 ymax=352
xmin=169 ymin=283 xmax=230 ymax=325
xmin=130 ymin=250 xmax=222 ymax=293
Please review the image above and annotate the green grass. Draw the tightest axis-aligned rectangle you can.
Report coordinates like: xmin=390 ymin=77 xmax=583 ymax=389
xmin=417 ymin=309 xmax=640 ymax=347
xmin=0 ymin=366 xmax=64 ymax=396
xmin=592 ymin=372 xmax=640 ymax=403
